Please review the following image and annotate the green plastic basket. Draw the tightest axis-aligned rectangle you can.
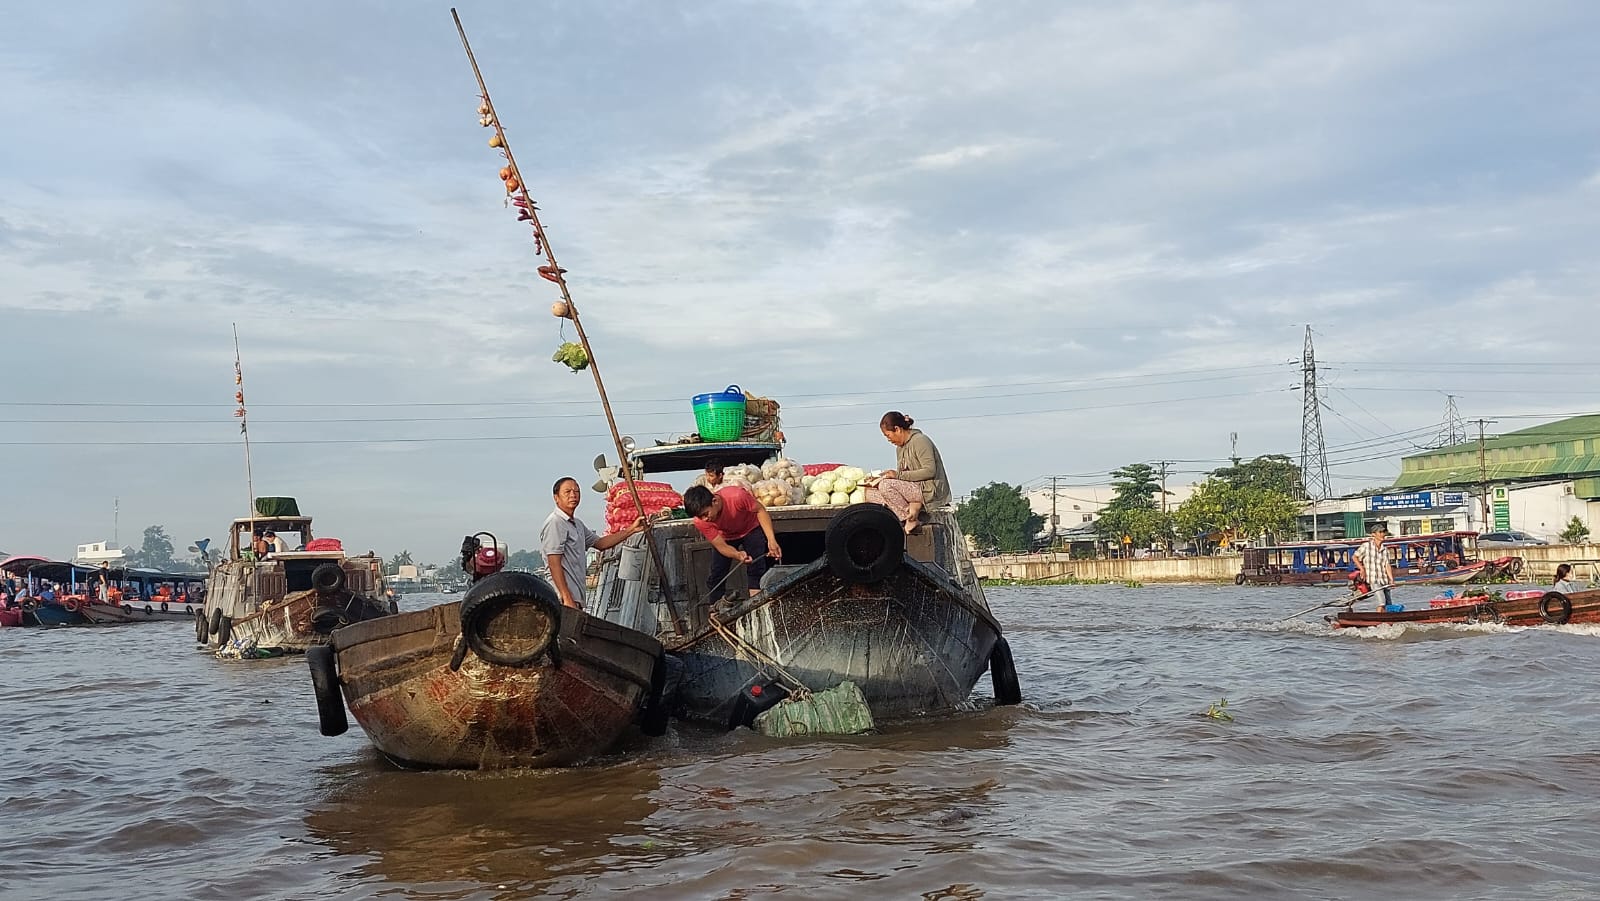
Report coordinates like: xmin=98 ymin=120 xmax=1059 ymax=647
xmin=693 ymin=401 xmax=746 ymax=442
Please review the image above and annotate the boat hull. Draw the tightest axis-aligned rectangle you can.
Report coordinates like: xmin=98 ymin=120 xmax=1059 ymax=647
xmin=330 ymin=600 xmax=662 ymax=769
xmin=670 ymin=557 xmax=1002 ymax=727
xmin=90 ymin=600 xmax=202 ymax=624
xmin=1245 ymin=560 xmax=1494 ymax=587
xmin=1331 ymin=588 xmax=1600 ymax=628
xmin=20 ymin=601 xmax=87 ymax=627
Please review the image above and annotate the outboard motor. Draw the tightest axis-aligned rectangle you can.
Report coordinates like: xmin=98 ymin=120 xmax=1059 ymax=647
xmin=461 ymin=531 xmax=508 ymax=583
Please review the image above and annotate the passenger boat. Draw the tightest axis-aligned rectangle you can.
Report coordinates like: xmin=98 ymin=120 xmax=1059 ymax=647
xmin=1329 ymin=588 xmax=1600 ymax=629
xmin=82 ymin=568 xmax=208 ymax=623
xmin=590 ymin=441 xmax=1022 ymax=729
xmin=307 ymin=534 xmax=668 ymax=769
xmin=198 ymin=498 xmax=394 ymax=656
xmin=1238 ymin=532 xmax=1522 ymax=587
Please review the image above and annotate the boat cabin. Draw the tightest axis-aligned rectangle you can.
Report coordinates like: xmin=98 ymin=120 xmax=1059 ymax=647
xmin=222 ymin=515 xmax=377 ymax=597
xmin=1241 ymin=531 xmax=1481 ymax=585
xmin=590 ymin=441 xmax=985 ymax=638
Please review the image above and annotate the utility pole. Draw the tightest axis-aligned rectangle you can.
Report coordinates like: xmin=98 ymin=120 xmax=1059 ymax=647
xmin=1300 ymin=326 xmax=1331 ymax=540
xmin=1474 ymin=418 xmax=1497 ymax=530
xmin=113 ymin=497 xmax=119 ymax=547
xmin=1230 ymin=432 xmax=1239 ymax=468
xmin=1158 ymin=461 xmax=1172 ymax=555
xmin=1049 ymin=475 xmax=1059 ymax=552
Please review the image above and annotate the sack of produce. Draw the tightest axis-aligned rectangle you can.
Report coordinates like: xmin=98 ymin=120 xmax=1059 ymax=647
xmin=751 ymin=478 xmax=794 ymax=508
xmin=754 ymin=681 xmax=875 ymax=737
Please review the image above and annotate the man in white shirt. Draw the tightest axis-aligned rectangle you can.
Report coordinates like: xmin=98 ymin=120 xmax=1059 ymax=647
xmin=540 ymin=477 xmax=644 ymax=610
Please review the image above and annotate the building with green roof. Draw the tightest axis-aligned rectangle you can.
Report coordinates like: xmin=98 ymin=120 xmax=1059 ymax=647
xmin=1394 ymin=414 xmax=1600 ymax=498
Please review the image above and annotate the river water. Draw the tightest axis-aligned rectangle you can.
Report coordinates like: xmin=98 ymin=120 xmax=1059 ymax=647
xmin=4 ymin=584 xmax=1599 ymax=900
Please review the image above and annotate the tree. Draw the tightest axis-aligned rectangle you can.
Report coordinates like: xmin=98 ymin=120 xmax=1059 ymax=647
xmin=387 ymin=550 xmax=415 ymax=574
xmin=132 ymin=525 xmax=177 ymax=571
xmin=1173 ymin=477 xmax=1302 ymax=550
xmin=506 ymin=549 xmax=545 ymax=572
xmin=1211 ymin=454 xmax=1306 ymax=498
xmin=1095 ymin=463 xmax=1172 ymax=549
xmin=957 ymin=482 xmax=1046 ymax=553
xmin=1560 ymin=516 xmax=1591 ymax=544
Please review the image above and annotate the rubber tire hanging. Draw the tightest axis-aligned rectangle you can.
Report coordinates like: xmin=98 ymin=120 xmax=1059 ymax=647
xmin=989 ymin=635 xmax=1022 ymax=705
xmin=306 ymin=645 xmax=349 ymax=736
xmin=457 ymin=571 xmax=562 ymax=668
xmin=824 ymin=504 xmax=905 ymax=584
xmin=311 ymin=563 xmax=347 ymax=596
xmin=1539 ymin=591 xmax=1573 ymax=625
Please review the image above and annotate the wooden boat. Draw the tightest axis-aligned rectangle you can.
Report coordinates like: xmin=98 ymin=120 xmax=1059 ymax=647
xmin=1330 ymin=587 xmax=1600 ymax=628
xmin=309 ymin=551 xmax=668 ymax=769
xmin=199 ymin=499 xmax=394 ymax=656
xmin=590 ymin=442 xmax=1022 ymax=729
xmin=1239 ymin=532 xmax=1522 ymax=587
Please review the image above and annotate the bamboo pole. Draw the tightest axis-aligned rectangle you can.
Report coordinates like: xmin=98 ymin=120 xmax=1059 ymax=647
xmin=451 ymin=9 xmax=688 ymax=634
xmin=233 ymin=323 xmax=256 ymax=524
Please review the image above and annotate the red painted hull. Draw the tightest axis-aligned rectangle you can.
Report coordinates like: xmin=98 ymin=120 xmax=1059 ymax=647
xmin=1331 ymin=588 xmax=1600 ymax=628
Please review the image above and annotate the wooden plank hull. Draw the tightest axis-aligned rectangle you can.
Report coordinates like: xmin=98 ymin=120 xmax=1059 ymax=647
xmin=670 ymin=558 xmax=1002 ymax=727
xmin=209 ymin=587 xmax=394 ymax=655
xmin=1331 ymin=589 xmax=1600 ymax=628
xmin=330 ymin=601 xmax=662 ymax=769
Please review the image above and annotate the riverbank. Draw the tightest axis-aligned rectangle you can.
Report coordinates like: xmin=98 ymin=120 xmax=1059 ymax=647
xmin=971 ymin=543 xmax=1600 ymax=585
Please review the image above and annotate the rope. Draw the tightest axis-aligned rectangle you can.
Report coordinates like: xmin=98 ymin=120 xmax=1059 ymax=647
xmin=707 ymin=614 xmax=812 ymax=699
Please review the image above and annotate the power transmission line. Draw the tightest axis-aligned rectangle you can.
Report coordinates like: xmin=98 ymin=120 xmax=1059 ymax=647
xmin=1299 ymin=326 xmax=1332 ymax=506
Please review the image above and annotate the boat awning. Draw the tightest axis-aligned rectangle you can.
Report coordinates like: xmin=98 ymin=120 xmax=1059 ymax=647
xmin=0 ymin=554 xmax=50 ymax=575
xmin=631 ymin=441 xmax=783 ymax=474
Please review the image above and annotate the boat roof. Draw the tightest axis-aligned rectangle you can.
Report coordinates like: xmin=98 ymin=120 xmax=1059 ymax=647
xmin=1268 ymin=531 xmax=1478 ymax=550
xmin=230 ymin=515 xmax=313 ymax=528
xmin=630 ymin=441 xmax=783 ymax=474
xmin=1 ymin=554 xmax=50 ymax=574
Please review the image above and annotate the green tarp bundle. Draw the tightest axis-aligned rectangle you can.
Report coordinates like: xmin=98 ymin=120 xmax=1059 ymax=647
xmin=754 ymin=681 xmax=875 ymax=737
xmin=254 ymin=497 xmax=301 ymax=517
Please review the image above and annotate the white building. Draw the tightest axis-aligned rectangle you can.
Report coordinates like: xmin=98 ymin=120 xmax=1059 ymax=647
xmin=74 ymin=540 xmax=127 ymax=566
xmin=1301 ymin=483 xmax=1597 ymax=542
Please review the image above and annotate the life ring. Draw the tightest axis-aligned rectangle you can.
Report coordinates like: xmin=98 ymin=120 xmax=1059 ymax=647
xmin=989 ymin=635 xmax=1022 ymax=706
xmin=208 ymin=607 xmax=224 ymax=638
xmin=1539 ymin=591 xmax=1573 ymax=625
xmin=306 ymin=645 xmax=349 ymax=737
xmin=63 ymin=598 xmax=81 ymax=613
xmin=1234 ymin=573 xmax=1246 ymax=586
xmin=458 ymin=571 xmax=561 ymax=667
xmin=311 ymin=563 xmax=347 ymax=596
xmin=823 ymin=504 xmax=905 ymax=584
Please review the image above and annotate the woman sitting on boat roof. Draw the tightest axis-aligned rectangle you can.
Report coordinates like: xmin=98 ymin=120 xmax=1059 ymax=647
xmin=869 ymin=411 xmax=952 ymax=536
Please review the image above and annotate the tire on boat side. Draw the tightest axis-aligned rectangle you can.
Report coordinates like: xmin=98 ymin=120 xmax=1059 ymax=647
xmin=194 ymin=608 xmax=209 ymax=643
xmin=989 ymin=635 xmax=1022 ymax=706
xmin=306 ymin=645 xmax=349 ymax=736
xmin=309 ymin=606 xmax=352 ymax=635
xmin=458 ymin=571 xmax=562 ymax=668
xmin=824 ymin=504 xmax=905 ymax=584
xmin=1234 ymin=573 xmax=1246 ymax=585
xmin=1539 ymin=591 xmax=1573 ymax=625
xmin=215 ymin=614 xmax=233 ymax=645
xmin=311 ymin=563 xmax=347 ymax=596
xmin=640 ymin=653 xmax=683 ymax=737
xmin=209 ymin=607 xmax=224 ymax=638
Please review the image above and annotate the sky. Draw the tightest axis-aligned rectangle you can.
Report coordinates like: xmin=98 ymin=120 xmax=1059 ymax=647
xmin=3 ymin=0 xmax=1598 ymax=565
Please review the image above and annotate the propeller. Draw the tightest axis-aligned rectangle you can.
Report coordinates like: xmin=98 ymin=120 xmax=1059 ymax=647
xmin=592 ymin=453 xmax=620 ymax=493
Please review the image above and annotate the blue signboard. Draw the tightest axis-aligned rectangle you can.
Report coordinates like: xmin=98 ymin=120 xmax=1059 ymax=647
xmin=1369 ymin=492 xmax=1432 ymax=511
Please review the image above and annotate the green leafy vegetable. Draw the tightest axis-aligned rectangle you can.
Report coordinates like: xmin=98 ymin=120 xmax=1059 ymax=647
xmin=552 ymin=342 xmax=590 ymax=372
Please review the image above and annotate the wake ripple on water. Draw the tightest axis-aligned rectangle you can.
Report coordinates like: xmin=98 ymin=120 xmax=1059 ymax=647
xmin=4 ymin=586 xmax=1600 ymax=899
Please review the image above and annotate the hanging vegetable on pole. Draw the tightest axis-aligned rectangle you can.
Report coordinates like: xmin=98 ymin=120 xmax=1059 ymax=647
xmin=449 ymin=8 xmax=687 ymax=634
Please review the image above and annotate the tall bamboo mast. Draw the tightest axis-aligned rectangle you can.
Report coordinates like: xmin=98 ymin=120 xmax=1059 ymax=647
xmin=232 ymin=323 xmax=257 ymax=524
xmin=451 ymin=9 xmax=687 ymax=634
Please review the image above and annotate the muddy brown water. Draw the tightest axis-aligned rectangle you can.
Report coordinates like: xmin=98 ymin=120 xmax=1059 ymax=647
xmin=4 ymin=585 xmax=1599 ymax=900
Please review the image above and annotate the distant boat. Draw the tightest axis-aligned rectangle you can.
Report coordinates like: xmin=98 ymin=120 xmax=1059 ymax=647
xmin=198 ymin=498 xmax=395 ymax=656
xmin=1330 ymin=587 xmax=1596 ymax=628
xmin=1238 ymin=532 xmax=1524 ymax=587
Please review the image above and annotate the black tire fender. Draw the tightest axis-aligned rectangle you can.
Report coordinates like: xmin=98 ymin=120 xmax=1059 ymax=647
xmin=143 ymin=604 xmax=154 ymax=616
xmin=215 ymin=614 xmax=233 ymax=645
xmin=1235 ymin=573 xmax=1246 ymax=586
xmin=640 ymin=653 xmax=682 ymax=737
xmin=458 ymin=571 xmax=562 ymax=667
xmin=1540 ymin=591 xmax=1573 ymax=625
xmin=824 ymin=504 xmax=905 ymax=584
xmin=159 ymin=601 xmax=169 ymax=613
xmin=989 ymin=635 xmax=1022 ymax=706
xmin=306 ymin=645 xmax=349 ymax=737
xmin=194 ymin=609 xmax=209 ymax=643
xmin=209 ymin=607 xmax=224 ymax=638
xmin=309 ymin=606 xmax=351 ymax=635
xmin=311 ymin=563 xmax=347 ymax=596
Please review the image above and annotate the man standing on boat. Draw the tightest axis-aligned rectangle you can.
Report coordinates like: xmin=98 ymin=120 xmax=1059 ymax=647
xmin=1354 ymin=523 xmax=1396 ymax=609
xmin=683 ymin=483 xmax=782 ymax=607
xmin=542 ymin=477 xmax=645 ymax=611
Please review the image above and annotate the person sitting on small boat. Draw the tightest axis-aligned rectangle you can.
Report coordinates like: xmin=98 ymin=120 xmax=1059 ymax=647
xmin=870 ymin=411 xmax=952 ymax=536
xmin=1554 ymin=563 xmax=1584 ymax=594
xmin=690 ymin=463 xmax=726 ymax=493
xmin=684 ymin=483 xmax=782 ymax=605
xmin=40 ymin=584 xmax=57 ymax=603
xmin=541 ymin=476 xmax=646 ymax=611
xmin=1353 ymin=524 xmax=1396 ymax=609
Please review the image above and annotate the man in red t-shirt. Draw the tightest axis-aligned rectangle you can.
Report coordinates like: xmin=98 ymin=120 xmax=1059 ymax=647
xmin=683 ymin=484 xmax=782 ymax=603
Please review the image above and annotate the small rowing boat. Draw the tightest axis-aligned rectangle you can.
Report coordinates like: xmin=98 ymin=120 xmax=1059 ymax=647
xmin=1329 ymin=588 xmax=1600 ymax=628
